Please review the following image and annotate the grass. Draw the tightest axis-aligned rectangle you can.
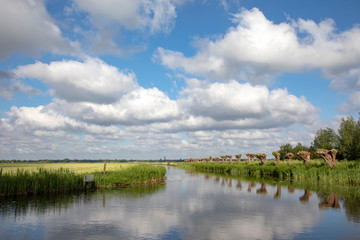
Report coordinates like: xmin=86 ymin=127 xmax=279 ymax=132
xmin=0 ymin=162 xmax=131 ymax=174
xmin=94 ymin=164 xmax=167 ymax=188
xmin=179 ymin=160 xmax=360 ymax=186
xmin=0 ymin=163 xmax=166 ymax=197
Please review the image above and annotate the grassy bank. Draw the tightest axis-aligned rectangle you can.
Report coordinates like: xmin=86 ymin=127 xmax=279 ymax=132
xmin=180 ymin=160 xmax=360 ymax=185
xmin=0 ymin=164 xmax=166 ymax=197
xmin=94 ymin=164 xmax=167 ymax=188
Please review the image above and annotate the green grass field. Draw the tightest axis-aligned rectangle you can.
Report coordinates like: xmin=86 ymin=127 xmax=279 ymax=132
xmin=0 ymin=162 xmax=132 ymax=174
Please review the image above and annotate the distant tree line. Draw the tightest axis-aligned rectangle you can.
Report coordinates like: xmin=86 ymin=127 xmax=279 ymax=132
xmin=278 ymin=114 xmax=360 ymax=161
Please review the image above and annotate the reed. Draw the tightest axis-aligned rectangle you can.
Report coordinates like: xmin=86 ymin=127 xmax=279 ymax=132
xmin=0 ymin=168 xmax=83 ymax=196
xmin=180 ymin=160 xmax=360 ymax=186
xmin=0 ymin=164 xmax=166 ymax=197
xmin=94 ymin=164 xmax=166 ymax=188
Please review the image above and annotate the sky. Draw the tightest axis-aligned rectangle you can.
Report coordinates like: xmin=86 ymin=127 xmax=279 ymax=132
xmin=1 ymin=0 xmax=360 ymax=160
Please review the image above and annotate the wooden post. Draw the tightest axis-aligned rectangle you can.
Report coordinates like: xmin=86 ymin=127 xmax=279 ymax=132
xmin=103 ymin=161 xmax=107 ymax=175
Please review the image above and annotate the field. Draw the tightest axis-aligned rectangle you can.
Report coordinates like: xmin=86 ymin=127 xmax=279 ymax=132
xmin=0 ymin=162 xmax=166 ymax=197
xmin=0 ymin=162 xmax=131 ymax=174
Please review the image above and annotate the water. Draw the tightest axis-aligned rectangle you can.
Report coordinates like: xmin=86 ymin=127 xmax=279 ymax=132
xmin=1 ymin=167 xmax=360 ymax=240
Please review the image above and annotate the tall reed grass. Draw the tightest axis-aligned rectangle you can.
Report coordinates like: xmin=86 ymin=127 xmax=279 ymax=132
xmin=0 ymin=168 xmax=83 ymax=196
xmin=94 ymin=164 xmax=166 ymax=188
xmin=180 ymin=160 xmax=360 ymax=186
xmin=0 ymin=164 xmax=166 ymax=197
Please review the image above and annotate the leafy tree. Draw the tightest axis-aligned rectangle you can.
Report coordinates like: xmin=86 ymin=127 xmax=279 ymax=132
xmin=338 ymin=115 xmax=360 ymax=160
xmin=278 ymin=143 xmax=293 ymax=160
xmin=312 ymin=127 xmax=340 ymax=150
xmin=292 ymin=143 xmax=310 ymax=160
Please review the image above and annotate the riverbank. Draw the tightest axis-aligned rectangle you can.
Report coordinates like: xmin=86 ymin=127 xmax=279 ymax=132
xmin=179 ymin=160 xmax=360 ymax=186
xmin=0 ymin=164 xmax=166 ymax=197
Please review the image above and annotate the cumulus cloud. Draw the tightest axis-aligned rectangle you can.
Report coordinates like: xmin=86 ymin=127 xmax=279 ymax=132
xmin=0 ymin=0 xmax=77 ymax=59
xmin=168 ymin=79 xmax=319 ymax=131
xmin=13 ymin=58 xmax=138 ymax=103
xmin=0 ymin=75 xmax=319 ymax=159
xmin=53 ymin=87 xmax=180 ymax=126
xmin=155 ymin=8 xmax=360 ymax=83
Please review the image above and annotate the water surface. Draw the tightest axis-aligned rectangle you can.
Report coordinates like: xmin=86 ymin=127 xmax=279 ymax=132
xmin=1 ymin=166 xmax=360 ymax=239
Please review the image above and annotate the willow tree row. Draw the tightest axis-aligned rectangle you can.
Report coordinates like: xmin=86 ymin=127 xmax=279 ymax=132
xmin=185 ymin=148 xmax=339 ymax=168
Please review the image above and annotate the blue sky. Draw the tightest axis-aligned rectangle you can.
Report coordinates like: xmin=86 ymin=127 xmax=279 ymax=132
xmin=1 ymin=0 xmax=359 ymax=160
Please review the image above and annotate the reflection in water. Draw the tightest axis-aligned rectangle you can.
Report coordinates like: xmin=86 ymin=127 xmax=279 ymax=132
xmin=228 ymin=178 xmax=232 ymax=188
xmin=288 ymin=186 xmax=295 ymax=193
xmin=344 ymin=196 xmax=360 ymax=223
xmin=274 ymin=185 xmax=281 ymax=199
xmin=299 ymin=190 xmax=312 ymax=203
xmin=1 ymin=167 xmax=360 ymax=240
xmin=256 ymin=183 xmax=267 ymax=195
xmin=319 ymin=192 xmax=341 ymax=209
xmin=236 ymin=180 xmax=242 ymax=190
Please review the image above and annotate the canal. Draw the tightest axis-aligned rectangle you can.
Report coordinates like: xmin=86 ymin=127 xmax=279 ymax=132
xmin=1 ymin=166 xmax=359 ymax=239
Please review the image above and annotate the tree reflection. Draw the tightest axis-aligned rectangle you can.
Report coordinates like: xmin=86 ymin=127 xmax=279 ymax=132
xmin=256 ymin=183 xmax=267 ymax=195
xmin=236 ymin=180 xmax=242 ymax=190
xmin=228 ymin=178 xmax=233 ymax=188
xmin=319 ymin=192 xmax=340 ymax=209
xmin=274 ymin=185 xmax=281 ymax=199
xmin=299 ymin=190 xmax=312 ymax=203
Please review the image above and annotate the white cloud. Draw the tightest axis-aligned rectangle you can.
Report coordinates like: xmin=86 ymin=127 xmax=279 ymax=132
xmin=0 ymin=77 xmax=319 ymax=159
xmin=54 ymin=87 xmax=180 ymax=126
xmin=0 ymin=0 xmax=77 ymax=59
xmin=0 ymin=71 xmax=41 ymax=100
xmin=155 ymin=8 xmax=360 ymax=83
xmin=13 ymin=57 xmax=138 ymax=103
xmin=338 ymin=91 xmax=360 ymax=113
xmin=174 ymin=79 xmax=318 ymax=131
xmin=73 ymin=0 xmax=178 ymax=34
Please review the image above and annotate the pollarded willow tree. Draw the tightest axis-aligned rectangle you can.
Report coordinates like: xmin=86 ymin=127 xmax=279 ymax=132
xmin=255 ymin=153 xmax=267 ymax=165
xmin=317 ymin=149 xmax=338 ymax=167
xmin=220 ymin=155 xmax=226 ymax=163
xmin=286 ymin=153 xmax=294 ymax=161
xmin=272 ymin=151 xmax=280 ymax=165
xmin=226 ymin=155 xmax=233 ymax=164
xmin=297 ymin=151 xmax=310 ymax=165
xmin=235 ymin=154 xmax=242 ymax=163
xmin=246 ymin=153 xmax=255 ymax=164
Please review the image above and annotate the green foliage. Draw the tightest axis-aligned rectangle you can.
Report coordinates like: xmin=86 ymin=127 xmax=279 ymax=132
xmin=0 ymin=164 xmax=166 ymax=197
xmin=338 ymin=115 xmax=360 ymax=161
xmin=94 ymin=164 xmax=166 ymax=188
xmin=278 ymin=143 xmax=293 ymax=160
xmin=312 ymin=127 xmax=340 ymax=150
xmin=272 ymin=151 xmax=279 ymax=159
xmin=0 ymin=168 xmax=83 ymax=196
xmin=278 ymin=143 xmax=311 ymax=160
xmin=179 ymin=161 xmax=360 ymax=186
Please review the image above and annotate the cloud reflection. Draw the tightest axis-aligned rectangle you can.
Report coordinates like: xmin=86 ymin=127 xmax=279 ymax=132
xmin=1 ymin=168 xmax=359 ymax=239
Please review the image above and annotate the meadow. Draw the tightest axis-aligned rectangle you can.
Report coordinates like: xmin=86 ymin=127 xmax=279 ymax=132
xmin=0 ymin=162 xmax=166 ymax=197
xmin=0 ymin=162 xmax=131 ymax=174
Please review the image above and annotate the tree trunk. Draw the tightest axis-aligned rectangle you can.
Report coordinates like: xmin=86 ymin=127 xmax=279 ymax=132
xmin=297 ymin=151 xmax=310 ymax=165
xmin=276 ymin=153 xmax=280 ymax=165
